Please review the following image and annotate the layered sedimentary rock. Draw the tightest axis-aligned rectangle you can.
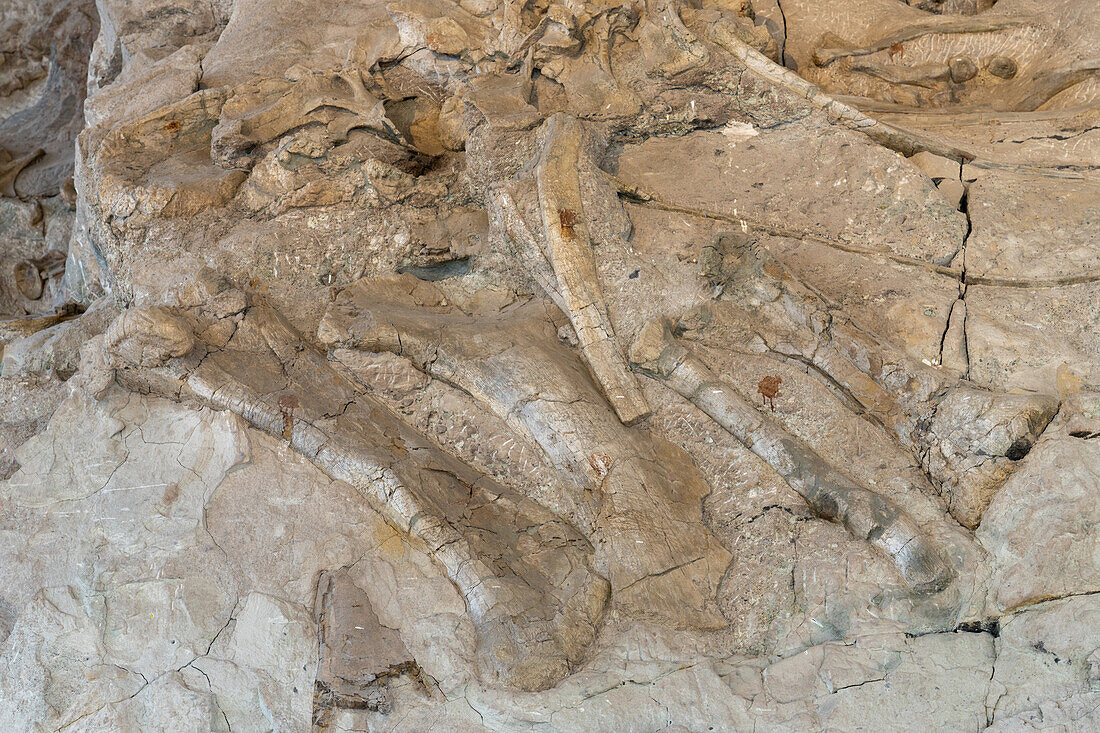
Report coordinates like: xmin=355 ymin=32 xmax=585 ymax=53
xmin=0 ymin=0 xmax=1097 ymax=729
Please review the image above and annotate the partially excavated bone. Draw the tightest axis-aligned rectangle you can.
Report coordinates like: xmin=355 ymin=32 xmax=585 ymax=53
xmin=0 ymin=148 xmax=45 ymax=198
xmin=3 ymin=0 xmax=1096 ymax=724
xmin=707 ymin=232 xmax=1058 ymax=529
xmin=104 ymin=306 xmax=195 ymax=368
xmin=651 ymin=1 xmax=710 ymax=78
xmin=12 ymin=251 xmax=66 ymax=301
xmin=110 ymin=301 xmax=609 ymax=692
xmin=211 ymin=69 xmax=403 ymax=170
xmin=318 ymin=275 xmax=731 ymax=629
xmin=90 ymin=90 xmax=249 ymax=222
xmin=0 ymin=312 xmax=76 ymax=345
xmin=706 ymin=22 xmax=974 ymax=160
xmin=849 ymin=60 xmax=951 ymax=89
xmin=988 ymin=56 xmax=1018 ymax=79
xmin=12 ymin=263 xmax=44 ymax=302
xmin=514 ymin=113 xmax=651 ymax=426
xmin=811 ymin=18 xmax=1024 ymax=68
xmin=629 ymin=318 xmax=955 ymax=594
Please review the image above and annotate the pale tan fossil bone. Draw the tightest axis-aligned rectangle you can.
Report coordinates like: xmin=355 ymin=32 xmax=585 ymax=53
xmin=652 ymin=0 xmax=709 ymax=78
xmin=703 ymin=233 xmax=1058 ymax=529
xmin=849 ymin=60 xmax=951 ymax=89
xmin=629 ymin=318 xmax=956 ymax=594
xmin=104 ymin=305 xmax=195 ymax=368
xmin=110 ymin=302 xmax=609 ymax=692
xmin=0 ymin=148 xmax=45 ymax=198
xmin=12 ymin=251 xmax=67 ymax=301
xmin=0 ymin=312 xmax=78 ymax=345
xmin=810 ymin=18 xmax=1025 ymax=68
xmin=707 ymin=22 xmax=977 ymax=161
xmin=211 ymin=68 xmax=403 ymax=170
xmin=531 ymin=113 xmax=650 ymax=426
xmin=1010 ymin=59 xmax=1100 ymax=112
xmin=486 ymin=186 xmax=569 ymax=314
xmin=89 ymin=89 xmax=248 ymax=222
xmin=318 ymin=275 xmax=732 ymax=630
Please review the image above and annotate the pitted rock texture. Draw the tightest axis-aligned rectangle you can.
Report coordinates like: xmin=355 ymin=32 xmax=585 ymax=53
xmin=0 ymin=0 xmax=1097 ymax=729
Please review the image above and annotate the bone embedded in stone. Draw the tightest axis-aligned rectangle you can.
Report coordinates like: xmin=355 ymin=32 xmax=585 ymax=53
xmin=630 ymin=318 xmax=955 ymax=594
xmin=1 ymin=0 xmax=1097 ymax=727
xmin=318 ymin=277 xmax=730 ymax=631
xmin=104 ymin=305 xmax=195 ymax=368
xmin=115 ymin=301 xmax=610 ymax=692
xmin=533 ymin=113 xmax=650 ymax=426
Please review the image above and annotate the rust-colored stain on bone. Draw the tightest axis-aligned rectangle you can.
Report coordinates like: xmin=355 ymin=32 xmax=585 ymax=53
xmin=278 ymin=394 xmax=299 ymax=440
xmin=558 ymin=208 xmax=577 ymax=240
xmin=758 ymin=375 xmax=782 ymax=410
xmin=163 ymin=120 xmax=181 ymax=135
xmin=588 ymin=452 xmax=613 ymax=479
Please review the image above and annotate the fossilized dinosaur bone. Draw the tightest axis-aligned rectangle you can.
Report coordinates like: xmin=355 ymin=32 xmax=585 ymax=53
xmin=521 ymin=113 xmax=650 ymax=426
xmin=104 ymin=305 xmax=195 ymax=368
xmin=699 ymin=232 xmax=942 ymax=445
xmin=702 ymin=232 xmax=1057 ymax=529
xmin=0 ymin=311 xmax=79 ymax=345
xmin=211 ymin=68 xmax=402 ymax=170
xmin=1011 ymin=59 xmax=1100 ymax=112
xmin=90 ymin=90 xmax=248 ymax=222
xmin=706 ymin=22 xmax=975 ymax=161
xmin=849 ymin=60 xmax=951 ymax=89
xmin=652 ymin=0 xmax=709 ymax=78
xmin=318 ymin=275 xmax=732 ymax=630
xmin=628 ymin=318 xmax=955 ymax=594
xmin=0 ymin=148 xmax=44 ymax=197
xmin=106 ymin=301 xmax=609 ymax=692
xmin=810 ymin=17 xmax=1025 ymax=67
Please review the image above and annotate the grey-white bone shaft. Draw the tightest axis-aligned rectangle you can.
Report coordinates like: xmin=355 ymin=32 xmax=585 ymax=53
xmin=632 ymin=323 xmax=954 ymax=594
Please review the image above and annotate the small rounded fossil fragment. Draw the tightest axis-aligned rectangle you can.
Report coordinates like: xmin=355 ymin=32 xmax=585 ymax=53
xmin=949 ymin=56 xmax=978 ymax=83
xmin=988 ymin=55 xmax=1018 ymax=79
xmin=105 ymin=305 xmax=194 ymax=367
xmin=13 ymin=261 xmax=43 ymax=300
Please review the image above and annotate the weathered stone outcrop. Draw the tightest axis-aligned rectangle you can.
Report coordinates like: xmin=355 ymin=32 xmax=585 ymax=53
xmin=0 ymin=0 xmax=1096 ymax=728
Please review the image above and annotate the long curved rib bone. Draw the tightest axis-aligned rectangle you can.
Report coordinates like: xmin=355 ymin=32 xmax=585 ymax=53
xmin=706 ymin=22 xmax=975 ymax=160
xmin=629 ymin=319 xmax=955 ymax=594
xmin=319 ymin=276 xmax=732 ymax=630
xmin=109 ymin=303 xmax=609 ymax=692
xmin=531 ymin=114 xmax=651 ymax=426
xmin=706 ymin=234 xmax=1057 ymax=529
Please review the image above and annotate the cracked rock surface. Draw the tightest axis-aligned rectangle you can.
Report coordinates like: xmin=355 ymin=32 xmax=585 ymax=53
xmin=0 ymin=0 xmax=1096 ymax=729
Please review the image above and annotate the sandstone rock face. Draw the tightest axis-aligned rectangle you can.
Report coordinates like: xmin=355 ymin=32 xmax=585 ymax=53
xmin=0 ymin=0 xmax=1096 ymax=729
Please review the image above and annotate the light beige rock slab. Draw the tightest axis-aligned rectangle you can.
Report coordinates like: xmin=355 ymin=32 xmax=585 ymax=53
xmin=966 ymin=282 xmax=1100 ymax=395
xmin=0 ymin=585 xmax=145 ymax=731
xmin=987 ymin=595 xmax=1100 ymax=724
xmin=964 ymin=168 xmax=1100 ymax=284
xmin=612 ymin=120 xmax=966 ymax=264
xmin=977 ymin=393 xmax=1100 ymax=613
xmin=0 ymin=384 xmax=483 ymax=729
xmin=909 ymin=150 xmax=962 ymax=181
